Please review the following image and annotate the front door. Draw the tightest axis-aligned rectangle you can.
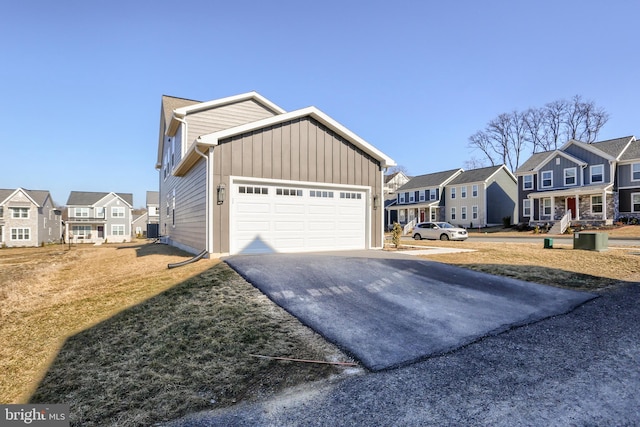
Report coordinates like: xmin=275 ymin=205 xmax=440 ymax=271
xmin=420 ymin=210 xmax=425 ymax=222
xmin=97 ymin=226 xmax=104 ymax=238
xmin=567 ymin=198 xmax=577 ymax=219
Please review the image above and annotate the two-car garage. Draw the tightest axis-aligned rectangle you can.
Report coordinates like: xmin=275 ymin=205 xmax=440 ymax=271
xmin=230 ymin=179 xmax=368 ymax=254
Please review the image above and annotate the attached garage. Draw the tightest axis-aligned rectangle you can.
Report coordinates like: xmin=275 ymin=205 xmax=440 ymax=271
xmin=230 ymin=178 xmax=368 ymax=254
xmin=157 ymin=92 xmax=395 ymax=256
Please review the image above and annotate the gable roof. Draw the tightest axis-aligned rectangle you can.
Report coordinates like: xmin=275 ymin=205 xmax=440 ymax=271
xmin=67 ymin=191 xmax=133 ymax=207
xmin=146 ymin=191 xmax=159 ymax=205
xmin=397 ymin=168 xmax=463 ymax=191
xmin=618 ymin=137 xmax=640 ymax=161
xmin=586 ymin=135 xmax=635 ymax=159
xmin=449 ymin=165 xmax=515 ymax=185
xmin=172 ymin=105 xmax=396 ymax=175
xmin=0 ymin=188 xmax=50 ymax=207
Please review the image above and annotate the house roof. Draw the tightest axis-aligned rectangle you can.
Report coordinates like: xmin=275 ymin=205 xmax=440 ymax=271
xmin=161 ymin=95 xmax=201 ymax=129
xmin=397 ymin=168 xmax=463 ymax=191
xmin=67 ymin=191 xmax=133 ymax=207
xmin=517 ymin=136 xmax=637 ymax=174
xmin=448 ymin=165 xmax=514 ymax=185
xmin=384 ymin=171 xmax=408 ymax=184
xmin=619 ymin=137 xmax=640 ymax=161
xmin=0 ymin=188 xmax=50 ymax=207
xmin=174 ymin=105 xmax=396 ymax=174
xmin=146 ymin=191 xmax=159 ymax=205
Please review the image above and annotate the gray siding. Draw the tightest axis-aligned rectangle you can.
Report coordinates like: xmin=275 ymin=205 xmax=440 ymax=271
xmin=160 ymin=156 xmax=207 ymax=253
xmin=186 ymin=100 xmax=278 ymax=147
xmin=487 ymin=171 xmax=517 ymax=224
xmin=538 ymin=155 xmax=587 ymax=188
xmin=562 ymin=146 xmax=611 ymax=184
xmin=617 ymin=162 xmax=640 ymax=188
xmin=211 ymin=117 xmax=382 ymax=253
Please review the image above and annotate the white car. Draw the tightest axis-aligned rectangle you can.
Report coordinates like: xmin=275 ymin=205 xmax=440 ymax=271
xmin=412 ymin=222 xmax=468 ymax=241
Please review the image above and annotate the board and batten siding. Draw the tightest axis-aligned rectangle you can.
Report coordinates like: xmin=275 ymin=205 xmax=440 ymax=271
xmin=211 ymin=117 xmax=383 ymax=253
xmin=186 ymin=100 xmax=279 ymax=147
xmin=160 ymin=154 xmax=208 ymax=253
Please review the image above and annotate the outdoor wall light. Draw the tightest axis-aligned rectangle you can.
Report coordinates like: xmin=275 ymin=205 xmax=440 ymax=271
xmin=373 ymin=195 xmax=380 ymax=210
xmin=217 ymin=184 xmax=226 ymax=204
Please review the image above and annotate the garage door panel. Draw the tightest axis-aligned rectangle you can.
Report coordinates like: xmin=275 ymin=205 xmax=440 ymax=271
xmin=232 ymin=183 xmax=366 ymax=254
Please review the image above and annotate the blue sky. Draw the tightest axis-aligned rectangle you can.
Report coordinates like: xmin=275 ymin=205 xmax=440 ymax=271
xmin=1 ymin=1 xmax=637 ymax=207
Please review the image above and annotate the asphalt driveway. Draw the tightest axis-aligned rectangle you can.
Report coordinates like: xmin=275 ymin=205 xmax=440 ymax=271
xmin=225 ymin=251 xmax=596 ymax=371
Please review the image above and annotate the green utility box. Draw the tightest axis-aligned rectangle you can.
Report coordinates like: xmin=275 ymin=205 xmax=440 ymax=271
xmin=544 ymin=238 xmax=553 ymax=249
xmin=573 ymin=232 xmax=608 ymax=252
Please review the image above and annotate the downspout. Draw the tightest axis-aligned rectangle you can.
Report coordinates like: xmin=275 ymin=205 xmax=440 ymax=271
xmin=193 ymin=144 xmax=212 ymax=255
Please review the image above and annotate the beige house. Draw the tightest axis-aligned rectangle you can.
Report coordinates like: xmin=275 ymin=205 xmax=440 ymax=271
xmin=156 ymin=92 xmax=395 ymax=255
xmin=0 ymin=188 xmax=62 ymax=247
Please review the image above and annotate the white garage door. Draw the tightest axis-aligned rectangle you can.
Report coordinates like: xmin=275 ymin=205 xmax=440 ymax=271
xmin=230 ymin=181 xmax=367 ymax=254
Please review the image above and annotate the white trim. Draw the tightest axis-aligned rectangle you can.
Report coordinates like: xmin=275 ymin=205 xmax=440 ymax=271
xmin=564 ymin=167 xmax=577 ymax=186
xmin=559 ymin=139 xmax=616 ymax=162
xmin=533 ymin=150 xmax=588 ymax=172
xmin=631 ymin=163 xmax=640 ymax=182
xmin=175 ymin=91 xmax=287 ymax=116
xmin=590 ymin=164 xmax=605 ymax=184
xmin=522 ymin=174 xmax=533 ymax=190
xmin=540 ymin=170 xmax=553 ymax=188
xmin=197 ymin=107 xmax=395 ymax=169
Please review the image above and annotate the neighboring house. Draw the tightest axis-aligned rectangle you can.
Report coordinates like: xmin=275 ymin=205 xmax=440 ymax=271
xmin=146 ymin=191 xmax=159 ymax=225
xmin=386 ymin=168 xmax=463 ymax=229
xmin=156 ymin=91 xmax=395 ymax=255
xmin=445 ymin=165 xmax=517 ymax=228
xmin=132 ymin=212 xmax=148 ymax=238
xmin=0 ymin=188 xmax=62 ymax=247
xmin=66 ymin=191 xmax=133 ymax=243
xmin=384 ymin=171 xmax=410 ymax=195
xmin=515 ymin=135 xmax=639 ymax=230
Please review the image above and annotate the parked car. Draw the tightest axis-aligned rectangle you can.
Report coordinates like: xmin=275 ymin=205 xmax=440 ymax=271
xmin=412 ymin=222 xmax=468 ymax=241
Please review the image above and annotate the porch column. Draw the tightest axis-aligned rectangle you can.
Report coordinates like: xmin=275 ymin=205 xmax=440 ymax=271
xmin=575 ymin=194 xmax=579 ymax=220
xmin=602 ymin=191 xmax=607 ymax=221
xmin=551 ymin=196 xmax=555 ymax=220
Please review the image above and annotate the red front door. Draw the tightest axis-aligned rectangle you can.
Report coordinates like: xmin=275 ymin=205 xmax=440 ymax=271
xmin=420 ymin=210 xmax=425 ymax=222
xmin=567 ymin=198 xmax=576 ymax=219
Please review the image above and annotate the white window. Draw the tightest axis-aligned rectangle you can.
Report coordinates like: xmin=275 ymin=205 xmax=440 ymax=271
xmin=523 ymin=175 xmax=533 ymax=190
xmin=591 ymin=195 xmax=603 ymax=214
xmin=409 ymin=192 xmax=415 ymax=202
xmin=11 ymin=228 xmax=30 ymax=240
xmin=112 ymin=224 xmax=125 ymax=236
xmin=461 ymin=186 xmax=467 ymax=198
xmin=632 ymin=163 xmax=640 ymax=181
xmin=633 ymin=193 xmax=640 ymax=212
xmin=472 ymin=185 xmax=478 ymax=197
xmin=523 ymin=199 xmax=531 ymax=217
xmin=430 ymin=189 xmax=437 ymax=200
xmin=11 ymin=207 xmax=29 ymax=218
xmin=239 ymin=186 xmax=269 ymax=195
xmin=451 ymin=188 xmax=456 ymax=199
xmin=95 ymin=207 xmax=105 ymax=218
xmin=541 ymin=171 xmax=553 ymax=188
xmin=451 ymin=207 xmax=456 ymax=220
xmin=111 ymin=207 xmax=125 ymax=218
xmin=564 ymin=168 xmax=577 ymax=186
xmin=472 ymin=205 xmax=478 ymax=220
xmin=340 ymin=192 xmax=362 ymax=199
xmin=399 ymin=193 xmax=405 ymax=203
xmin=72 ymin=225 xmax=91 ymax=236
xmin=461 ymin=206 xmax=467 ymax=220
xmin=542 ymin=198 xmax=552 ymax=216
xmin=419 ymin=191 xmax=425 ymax=202
xmin=149 ymin=206 xmax=158 ymax=216
xmin=74 ymin=207 xmax=89 ymax=217
xmin=590 ymin=165 xmax=604 ymax=183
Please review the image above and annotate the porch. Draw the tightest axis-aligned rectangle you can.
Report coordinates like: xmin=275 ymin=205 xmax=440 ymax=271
xmin=386 ymin=202 xmax=443 ymax=234
xmin=527 ymin=184 xmax=614 ymax=232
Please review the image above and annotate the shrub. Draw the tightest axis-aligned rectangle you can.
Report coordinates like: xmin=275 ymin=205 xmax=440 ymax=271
xmin=502 ymin=216 xmax=511 ymax=228
xmin=391 ymin=222 xmax=403 ymax=248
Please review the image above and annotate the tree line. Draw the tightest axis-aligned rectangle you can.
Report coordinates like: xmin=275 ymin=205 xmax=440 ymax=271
xmin=466 ymin=95 xmax=609 ymax=172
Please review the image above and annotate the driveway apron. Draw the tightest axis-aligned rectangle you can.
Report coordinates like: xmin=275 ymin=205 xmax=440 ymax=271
xmin=225 ymin=252 xmax=596 ymax=371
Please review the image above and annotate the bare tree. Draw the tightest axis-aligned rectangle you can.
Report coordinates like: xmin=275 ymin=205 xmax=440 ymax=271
xmin=468 ymin=95 xmax=609 ymax=172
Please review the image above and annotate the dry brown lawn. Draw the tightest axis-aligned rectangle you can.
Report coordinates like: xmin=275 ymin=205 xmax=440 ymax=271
xmin=2 ymin=229 xmax=639 ymax=425
xmin=1 ymin=242 xmax=349 ymax=426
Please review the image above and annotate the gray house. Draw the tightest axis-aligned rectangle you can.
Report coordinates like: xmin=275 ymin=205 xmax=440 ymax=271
xmin=387 ymin=165 xmax=517 ymax=231
xmin=445 ymin=165 xmax=517 ymax=228
xmin=0 ymin=188 xmax=62 ymax=247
xmin=66 ymin=191 xmax=133 ymax=243
xmin=156 ymin=91 xmax=395 ymax=255
xmin=515 ymin=136 xmax=640 ymax=230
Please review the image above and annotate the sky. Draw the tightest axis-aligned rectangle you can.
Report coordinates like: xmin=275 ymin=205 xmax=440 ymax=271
xmin=1 ymin=0 xmax=638 ymax=208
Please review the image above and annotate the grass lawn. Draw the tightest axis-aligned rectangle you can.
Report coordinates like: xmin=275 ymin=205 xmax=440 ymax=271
xmin=2 ymin=230 xmax=639 ymax=425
